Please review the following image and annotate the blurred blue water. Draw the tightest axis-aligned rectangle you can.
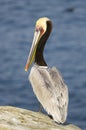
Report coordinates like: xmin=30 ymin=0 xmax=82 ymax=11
xmin=0 ymin=0 xmax=86 ymax=129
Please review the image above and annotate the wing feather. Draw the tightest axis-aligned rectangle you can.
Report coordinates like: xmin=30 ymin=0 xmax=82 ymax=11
xmin=29 ymin=65 xmax=68 ymax=123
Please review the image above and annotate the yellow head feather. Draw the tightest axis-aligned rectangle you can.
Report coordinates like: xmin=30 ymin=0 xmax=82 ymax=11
xmin=36 ymin=17 xmax=50 ymax=32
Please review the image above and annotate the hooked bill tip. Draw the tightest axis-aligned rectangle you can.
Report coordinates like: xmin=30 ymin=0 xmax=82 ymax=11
xmin=25 ymin=68 xmax=28 ymax=72
xmin=24 ymin=64 xmax=28 ymax=72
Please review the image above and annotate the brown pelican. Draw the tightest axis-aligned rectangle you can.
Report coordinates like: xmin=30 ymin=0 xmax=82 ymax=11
xmin=25 ymin=17 xmax=68 ymax=124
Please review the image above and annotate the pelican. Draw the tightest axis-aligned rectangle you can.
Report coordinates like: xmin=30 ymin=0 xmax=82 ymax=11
xmin=25 ymin=17 xmax=68 ymax=124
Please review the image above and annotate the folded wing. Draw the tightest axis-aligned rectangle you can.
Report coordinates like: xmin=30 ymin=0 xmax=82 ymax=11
xmin=29 ymin=65 xmax=68 ymax=123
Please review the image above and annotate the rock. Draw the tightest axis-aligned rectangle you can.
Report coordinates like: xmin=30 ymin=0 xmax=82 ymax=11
xmin=0 ymin=106 xmax=81 ymax=130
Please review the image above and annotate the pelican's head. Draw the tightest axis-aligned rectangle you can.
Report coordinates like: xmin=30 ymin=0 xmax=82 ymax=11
xmin=25 ymin=17 xmax=52 ymax=71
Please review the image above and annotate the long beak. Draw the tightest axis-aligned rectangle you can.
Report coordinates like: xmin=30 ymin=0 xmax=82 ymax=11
xmin=25 ymin=30 xmax=41 ymax=71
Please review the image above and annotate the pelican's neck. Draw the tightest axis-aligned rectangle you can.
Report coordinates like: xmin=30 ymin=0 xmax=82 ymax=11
xmin=35 ymin=21 xmax=52 ymax=66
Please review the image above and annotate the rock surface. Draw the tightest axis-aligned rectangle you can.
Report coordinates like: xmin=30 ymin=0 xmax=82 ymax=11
xmin=0 ymin=106 xmax=81 ymax=130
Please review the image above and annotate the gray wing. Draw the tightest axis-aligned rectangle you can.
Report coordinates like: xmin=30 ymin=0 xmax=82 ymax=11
xmin=48 ymin=67 xmax=68 ymax=122
xmin=29 ymin=65 xmax=68 ymax=123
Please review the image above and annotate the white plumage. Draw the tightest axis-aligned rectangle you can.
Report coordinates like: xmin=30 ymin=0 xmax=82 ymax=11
xmin=29 ymin=64 xmax=68 ymax=123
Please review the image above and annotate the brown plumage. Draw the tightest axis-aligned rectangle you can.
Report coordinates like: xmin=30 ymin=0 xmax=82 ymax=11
xmin=25 ymin=17 xmax=69 ymax=123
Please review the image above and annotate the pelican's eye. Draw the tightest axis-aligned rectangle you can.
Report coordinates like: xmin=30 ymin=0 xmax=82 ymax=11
xmin=36 ymin=26 xmax=44 ymax=35
xmin=39 ymin=27 xmax=44 ymax=35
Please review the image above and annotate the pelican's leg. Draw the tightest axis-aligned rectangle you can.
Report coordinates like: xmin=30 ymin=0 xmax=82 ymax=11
xmin=39 ymin=103 xmax=43 ymax=112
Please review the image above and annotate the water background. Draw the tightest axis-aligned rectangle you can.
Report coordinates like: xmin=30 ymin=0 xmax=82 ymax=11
xmin=0 ymin=0 xmax=86 ymax=129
